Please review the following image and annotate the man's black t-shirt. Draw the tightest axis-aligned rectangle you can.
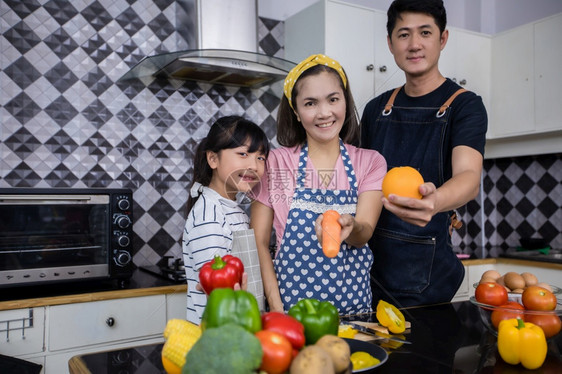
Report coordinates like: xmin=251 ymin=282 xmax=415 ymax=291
xmin=361 ymin=78 xmax=488 ymax=183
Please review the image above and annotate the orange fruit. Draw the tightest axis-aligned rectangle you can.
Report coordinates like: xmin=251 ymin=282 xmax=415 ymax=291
xmin=382 ymin=166 xmax=424 ymax=199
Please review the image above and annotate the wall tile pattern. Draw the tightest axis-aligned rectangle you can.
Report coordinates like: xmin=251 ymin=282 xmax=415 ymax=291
xmin=1 ymin=0 xmax=285 ymax=266
xmin=1 ymin=0 xmax=560 ymax=267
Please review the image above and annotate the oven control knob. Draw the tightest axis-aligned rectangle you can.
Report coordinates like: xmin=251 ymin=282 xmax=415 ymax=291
xmin=116 ymin=215 xmax=131 ymax=229
xmin=117 ymin=198 xmax=130 ymax=211
xmin=117 ymin=235 xmax=130 ymax=247
xmin=115 ymin=251 xmax=131 ymax=266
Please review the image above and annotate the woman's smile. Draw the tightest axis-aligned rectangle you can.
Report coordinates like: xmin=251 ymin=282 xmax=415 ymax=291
xmin=317 ymin=121 xmax=335 ymax=128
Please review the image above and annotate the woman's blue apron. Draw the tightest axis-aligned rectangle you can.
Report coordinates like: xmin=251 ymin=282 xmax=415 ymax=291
xmin=274 ymin=140 xmax=373 ymax=315
xmin=368 ymin=87 xmax=467 ymax=307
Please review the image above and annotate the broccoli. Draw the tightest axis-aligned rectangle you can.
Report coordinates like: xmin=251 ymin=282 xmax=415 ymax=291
xmin=183 ymin=323 xmax=262 ymax=374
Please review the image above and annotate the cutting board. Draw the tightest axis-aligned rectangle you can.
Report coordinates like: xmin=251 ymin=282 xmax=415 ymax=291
xmin=342 ymin=320 xmax=411 ymax=341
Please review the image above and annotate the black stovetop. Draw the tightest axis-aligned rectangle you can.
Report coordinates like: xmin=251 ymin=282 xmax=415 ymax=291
xmin=501 ymin=248 xmax=562 ymax=264
xmin=0 ymin=268 xmax=184 ymax=302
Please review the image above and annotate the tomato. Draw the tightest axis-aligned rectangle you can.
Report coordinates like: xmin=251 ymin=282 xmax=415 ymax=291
xmin=525 ymin=313 xmax=562 ymax=338
xmin=522 ymin=285 xmax=557 ymax=311
xmin=255 ymin=330 xmax=293 ymax=374
xmin=475 ymin=282 xmax=508 ymax=306
xmin=490 ymin=301 xmax=525 ymax=329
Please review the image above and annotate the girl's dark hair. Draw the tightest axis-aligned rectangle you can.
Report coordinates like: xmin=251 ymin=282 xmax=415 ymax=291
xmin=186 ymin=115 xmax=270 ymax=212
xmin=277 ymin=64 xmax=360 ymax=147
xmin=387 ymin=0 xmax=447 ymax=37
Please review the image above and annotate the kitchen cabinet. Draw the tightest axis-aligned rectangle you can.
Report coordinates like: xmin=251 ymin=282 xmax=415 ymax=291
xmin=440 ymin=28 xmax=492 ymax=110
xmin=43 ymin=295 xmax=166 ymax=373
xmin=489 ymin=23 xmax=534 ymax=138
xmin=486 ymin=13 xmax=562 ymax=157
xmin=0 ymin=307 xmax=46 ymax=369
xmin=48 ymin=295 xmax=166 ymax=351
xmin=166 ymin=292 xmax=187 ymax=320
xmin=533 ymin=13 xmax=562 ymax=133
xmin=1 ymin=293 xmax=181 ymax=373
xmin=285 ymin=0 xmax=381 ymax=115
xmin=372 ymin=11 xmax=405 ymax=99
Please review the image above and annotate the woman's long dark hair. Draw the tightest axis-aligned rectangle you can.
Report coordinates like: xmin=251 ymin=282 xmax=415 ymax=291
xmin=276 ymin=64 xmax=360 ymax=147
xmin=186 ymin=115 xmax=270 ymax=212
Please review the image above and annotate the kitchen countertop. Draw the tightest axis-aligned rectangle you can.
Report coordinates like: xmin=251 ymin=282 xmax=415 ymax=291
xmin=68 ymin=300 xmax=562 ymax=374
xmin=462 ymin=257 xmax=562 ymax=269
xmin=1 ymin=258 xmax=560 ymax=312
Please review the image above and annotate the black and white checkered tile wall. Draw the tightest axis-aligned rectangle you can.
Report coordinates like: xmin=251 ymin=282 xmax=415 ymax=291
xmin=0 ymin=0 xmax=285 ymax=266
xmin=454 ymin=154 xmax=562 ymax=257
xmin=1 ymin=0 xmax=561 ymax=267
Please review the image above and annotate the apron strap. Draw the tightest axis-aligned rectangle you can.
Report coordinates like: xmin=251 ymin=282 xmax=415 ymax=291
xmin=383 ymin=86 xmax=469 ymax=118
xmin=436 ymin=88 xmax=468 ymax=117
xmin=382 ymin=86 xmax=402 ymax=116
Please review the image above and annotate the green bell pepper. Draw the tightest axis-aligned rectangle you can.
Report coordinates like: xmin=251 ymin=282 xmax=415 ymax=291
xmin=288 ymin=298 xmax=339 ymax=344
xmin=201 ymin=288 xmax=262 ymax=333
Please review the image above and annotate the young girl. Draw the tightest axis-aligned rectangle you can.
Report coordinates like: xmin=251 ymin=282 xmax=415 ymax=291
xmin=251 ymin=54 xmax=387 ymax=315
xmin=183 ymin=115 xmax=269 ymax=324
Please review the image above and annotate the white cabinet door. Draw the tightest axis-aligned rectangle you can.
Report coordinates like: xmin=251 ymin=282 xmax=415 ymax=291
xmin=166 ymin=292 xmax=187 ymax=320
xmin=0 ymin=307 xmax=45 ymax=357
xmin=452 ymin=266 xmax=470 ymax=302
xmin=534 ymin=13 xmax=562 ymax=133
xmin=373 ymin=11 xmax=405 ymax=100
xmin=48 ymin=295 xmax=166 ymax=351
xmin=285 ymin=1 xmax=377 ymax=116
xmin=325 ymin=1 xmax=376 ymax=114
xmin=440 ymin=28 xmax=492 ymax=109
xmin=489 ymin=24 xmax=535 ymax=138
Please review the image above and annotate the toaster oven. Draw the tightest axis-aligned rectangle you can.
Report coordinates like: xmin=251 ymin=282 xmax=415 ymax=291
xmin=0 ymin=188 xmax=134 ymax=288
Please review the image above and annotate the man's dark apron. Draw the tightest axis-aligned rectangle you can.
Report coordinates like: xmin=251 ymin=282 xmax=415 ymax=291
xmin=369 ymin=86 xmax=467 ymax=307
xmin=274 ymin=140 xmax=373 ymax=314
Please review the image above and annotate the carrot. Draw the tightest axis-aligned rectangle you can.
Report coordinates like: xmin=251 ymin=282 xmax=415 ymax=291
xmin=321 ymin=210 xmax=341 ymax=258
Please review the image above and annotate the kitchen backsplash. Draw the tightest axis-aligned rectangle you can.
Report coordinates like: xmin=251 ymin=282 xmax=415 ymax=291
xmin=459 ymin=154 xmax=562 ymax=257
xmin=1 ymin=0 xmax=560 ymax=267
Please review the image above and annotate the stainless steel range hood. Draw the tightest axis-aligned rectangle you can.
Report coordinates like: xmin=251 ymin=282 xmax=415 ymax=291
xmin=119 ymin=0 xmax=296 ymax=88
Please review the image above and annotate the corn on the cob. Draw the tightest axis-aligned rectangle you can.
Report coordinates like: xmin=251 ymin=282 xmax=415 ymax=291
xmin=163 ymin=319 xmax=202 ymax=340
xmin=161 ymin=319 xmax=202 ymax=373
xmin=162 ymin=332 xmax=198 ymax=369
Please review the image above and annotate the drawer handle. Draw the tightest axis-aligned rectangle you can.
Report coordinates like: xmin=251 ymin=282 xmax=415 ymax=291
xmin=106 ymin=317 xmax=115 ymax=327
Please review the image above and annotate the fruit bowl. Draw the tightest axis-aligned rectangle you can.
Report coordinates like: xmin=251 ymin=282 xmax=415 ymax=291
xmin=469 ymin=293 xmax=562 ymax=339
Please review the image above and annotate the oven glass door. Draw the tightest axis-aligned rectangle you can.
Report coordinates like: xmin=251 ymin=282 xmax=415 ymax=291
xmin=0 ymin=194 xmax=110 ymax=285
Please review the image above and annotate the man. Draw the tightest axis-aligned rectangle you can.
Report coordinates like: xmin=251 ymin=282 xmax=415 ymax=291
xmin=361 ymin=0 xmax=487 ymax=307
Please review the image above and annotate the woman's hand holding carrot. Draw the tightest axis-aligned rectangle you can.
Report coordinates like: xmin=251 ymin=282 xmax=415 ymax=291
xmin=316 ymin=210 xmax=357 ymax=258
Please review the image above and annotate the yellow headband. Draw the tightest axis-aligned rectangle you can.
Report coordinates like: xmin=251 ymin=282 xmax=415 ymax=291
xmin=283 ymin=54 xmax=347 ymax=110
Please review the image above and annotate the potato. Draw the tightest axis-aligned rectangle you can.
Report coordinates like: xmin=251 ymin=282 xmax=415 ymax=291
xmin=481 ymin=270 xmax=501 ymax=281
xmin=521 ymin=272 xmax=538 ymax=287
xmin=290 ymin=345 xmax=335 ymax=374
xmin=315 ymin=335 xmax=351 ymax=374
xmin=479 ymin=277 xmax=497 ymax=284
xmin=496 ymin=276 xmax=506 ymax=287
xmin=504 ymin=272 xmax=526 ymax=291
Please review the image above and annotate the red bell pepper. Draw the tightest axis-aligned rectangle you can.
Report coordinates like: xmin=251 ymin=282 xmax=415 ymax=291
xmin=262 ymin=311 xmax=305 ymax=355
xmin=199 ymin=254 xmax=244 ymax=294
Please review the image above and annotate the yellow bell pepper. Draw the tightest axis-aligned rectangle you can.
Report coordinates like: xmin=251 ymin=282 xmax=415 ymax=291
xmin=338 ymin=324 xmax=358 ymax=338
xmin=497 ymin=318 xmax=547 ymax=370
xmin=376 ymin=300 xmax=406 ymax=334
